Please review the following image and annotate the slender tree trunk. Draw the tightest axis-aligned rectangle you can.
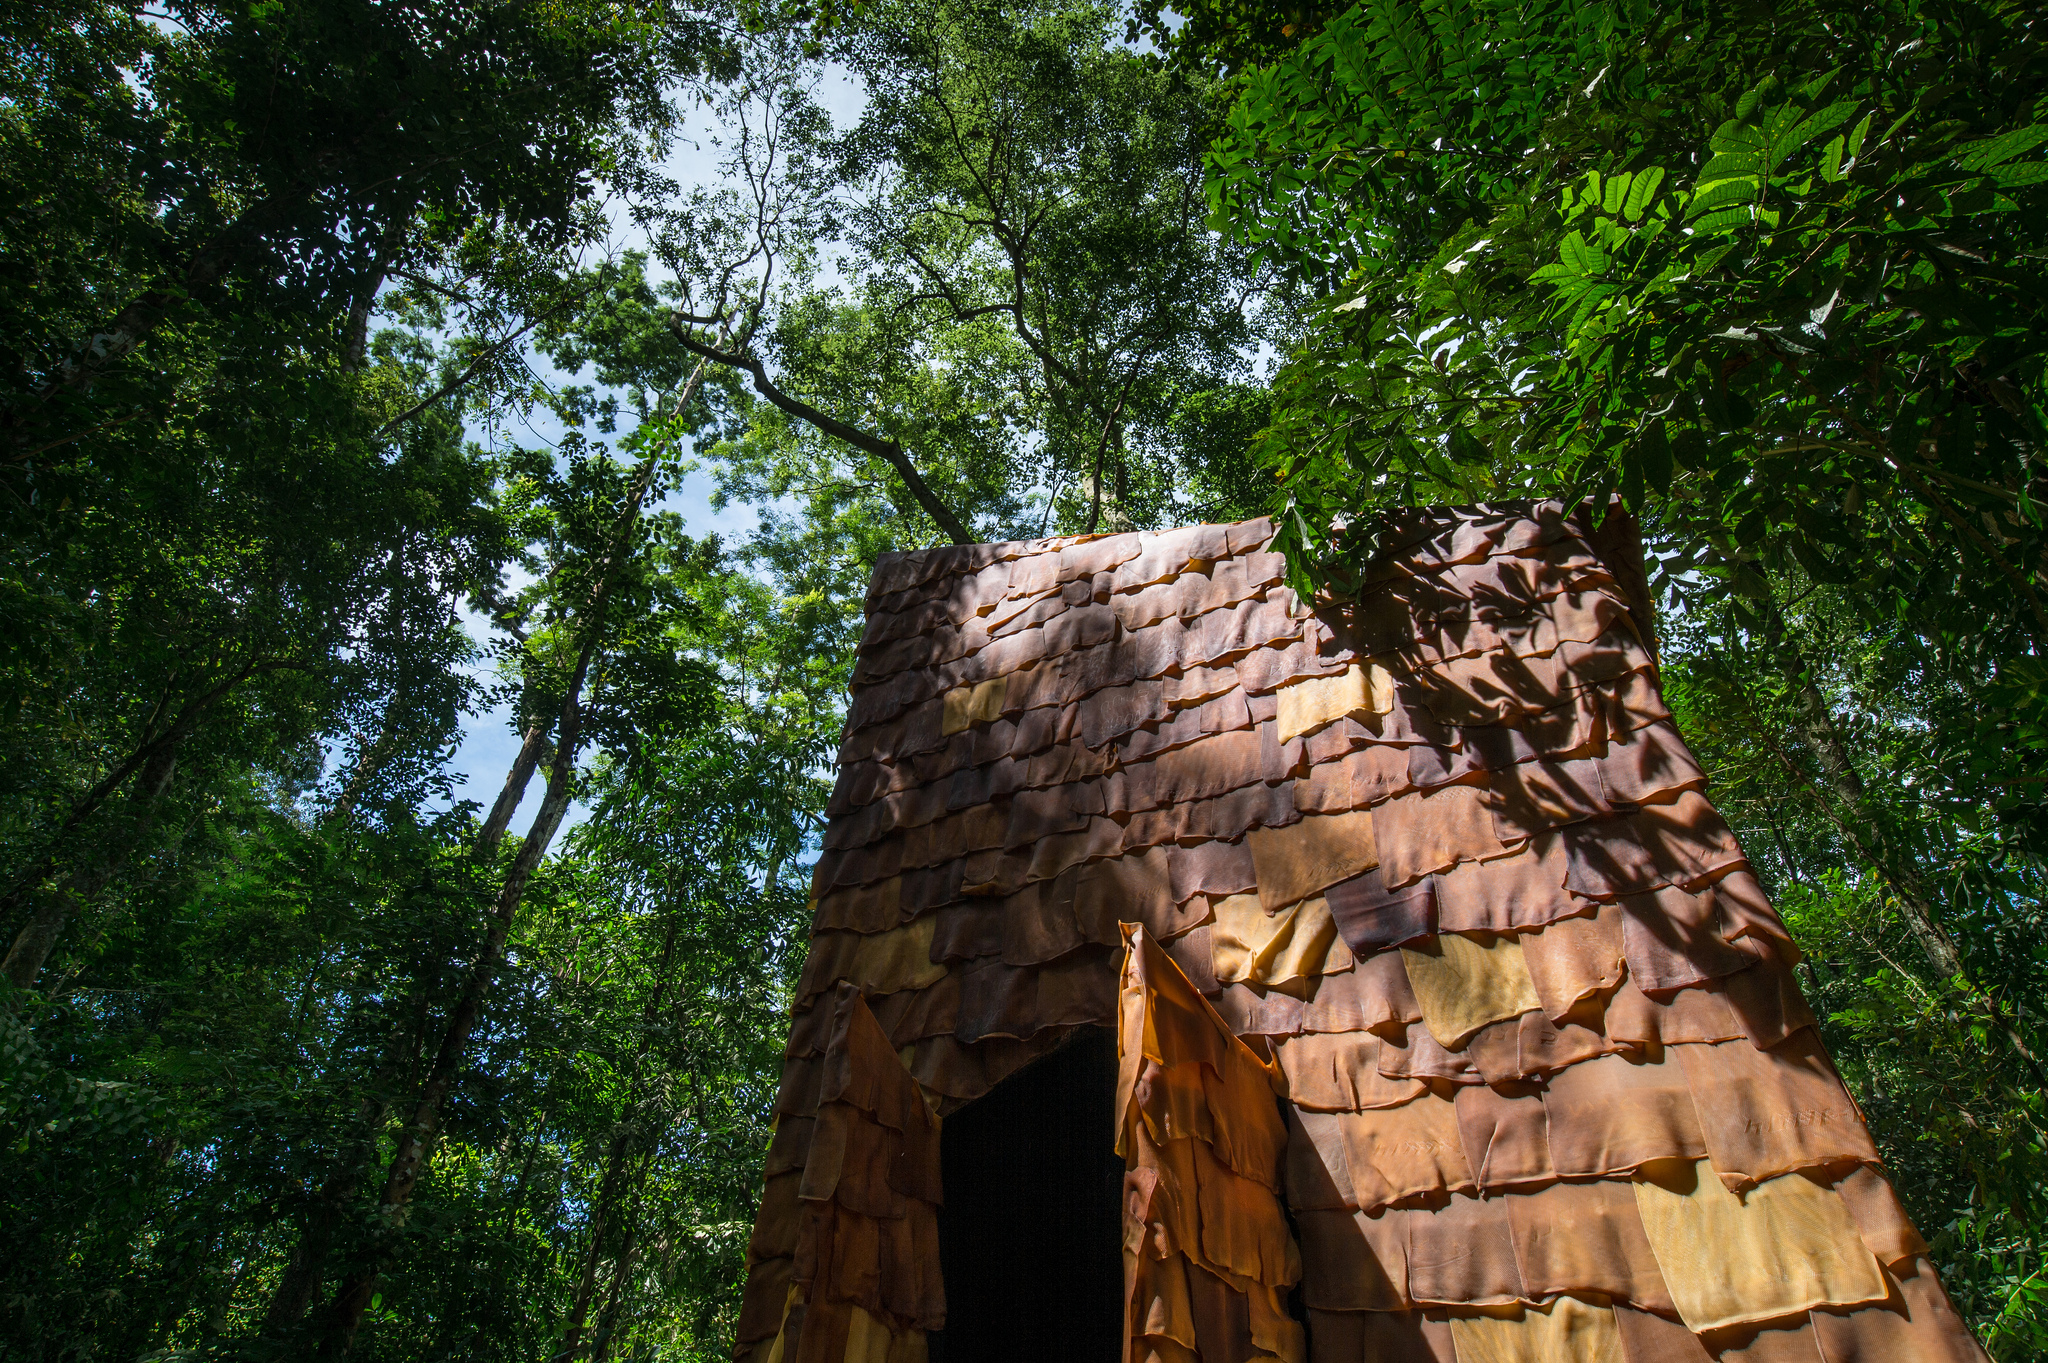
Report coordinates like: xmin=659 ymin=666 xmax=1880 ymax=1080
xmin=342 ymin=223 xmax=402 ymax=375
xmin=559 ymin=1131 xmax=635 ymax=1363
xmin=263 ymin=634 xmax=545 ymax=1328
xmin=1759 ymin=598 xmax=1965 ymax=980
xmin=1080 ymin=396 xmax=1125 ymax=536
xmin=589 ymin=1193 xmax=645 ymax=1363
xmin=316 ymin=741 xmax=581 ymax=1354
xmin=4 ymin=863 xmax=128 ymax=994
xmin=262 ymin=993 xmax=434 ymax=1336
xmin=312 ymin=366 xmax=695 ymax=1351
xmin=264 ymin=1120 xmax=398 ymax=1337
xmin=500 ymin=1121 xmax=546 ymax=1240
xmin=263 ymin=1164 xmax=366 ymax=1334
xmin=476 ymin=719 xmax=551 ymax=859
xmin=1756 ymin=591 xmax=2046 ymax=1087
xmin=327 ymin=725 xmax=402 ymax=826
xmin=262 ymin=996 xmax=433 ymax=1335
xmin=2 ymin=744 xmax=179 ymax=994
xmin=560 ymin=922 xmax=680 ymax=1361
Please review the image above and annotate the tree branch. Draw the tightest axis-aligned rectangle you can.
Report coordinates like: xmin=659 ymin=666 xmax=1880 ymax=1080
xmin=665 ymin=318 xmax=973 ymax=545
xmin=1779 ymin=353 xmax=2048 ymax=636
xmin=1084 ymin=391 xmax=1130 ymax=535
xmin=9 ymin=410 xmax=150 ymax=463
xmin=375 ymin=287 xmax=590 ymax=437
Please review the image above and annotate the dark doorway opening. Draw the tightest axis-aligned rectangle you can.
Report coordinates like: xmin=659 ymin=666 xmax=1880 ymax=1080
xmin=928 ymin=1025 xmax=1125 ymax=1363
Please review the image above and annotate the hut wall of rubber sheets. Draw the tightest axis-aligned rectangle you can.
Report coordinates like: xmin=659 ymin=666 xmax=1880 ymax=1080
xmin=737 ymin=501 xmax=1989 ymax=1363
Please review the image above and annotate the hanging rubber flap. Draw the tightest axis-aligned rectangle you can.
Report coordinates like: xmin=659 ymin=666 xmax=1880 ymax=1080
xmin=1117 ymin=924 xmax=1303 ymax=1363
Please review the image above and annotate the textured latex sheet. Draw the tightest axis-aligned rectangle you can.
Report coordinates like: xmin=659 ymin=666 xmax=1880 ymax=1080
xmin=739 ymin=503 xmax=1985 ymax=1363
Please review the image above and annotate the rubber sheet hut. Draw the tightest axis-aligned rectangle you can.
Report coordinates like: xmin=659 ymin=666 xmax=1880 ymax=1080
xmin=738 ymin=500 xmax=1987 ymax=1363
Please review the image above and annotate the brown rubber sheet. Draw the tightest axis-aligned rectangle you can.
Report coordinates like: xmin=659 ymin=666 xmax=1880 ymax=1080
xmin=739 ymin=504 xmax=1979 ymax=1363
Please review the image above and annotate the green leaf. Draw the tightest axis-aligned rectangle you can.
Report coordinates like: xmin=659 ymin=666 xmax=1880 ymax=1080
xmin=1691 ymin=206 xmax=1758 ymax=235
xmin=1821 ymin=134 xmax=1848 ymax=183
xmin=1735 ymin=77 xmax=1779 ymax=120
xmin=1410 ymin=432 xmax=1463 ymax=489
xmin=1802 ymin=67 xmax=1845 ymax=103
xmin=1956 ymin=125 xmax=2048 ymax=172
xmin=1634 ymin=417 xmax=1674 ymax=495
xmin=1699 ymin=150 xmax=1763 ymax=182
xmin=1842 ymin=111 xmax=1872 ymax=167
xmin=1621 ymin=167 xmax=1666 ymax=222
xmin=1670 ymin=425 xmax=1708 ymax=470
xmin=1687 ymin=242 xmax=1738 ymax=277
xmin=1558 ymin=230 xmax=1608 ymax=277
xmin=1702 ymin=383 xmax=1757 ymax=432
xmin=1446 ymin=424 xmax=1489 ymax=465
xmin=1601 ymin=170 xmax=1630 ymax=216
xmin=1727 ymin=389 xmax=1757 ymax=430
xmin=1776 ymin=100 xmax=1861 ymax=164
xmin=1686 ymin=178 xmax=1756 ymax=222
xmin=1992 ymin=162 xmax=2048 ymax=188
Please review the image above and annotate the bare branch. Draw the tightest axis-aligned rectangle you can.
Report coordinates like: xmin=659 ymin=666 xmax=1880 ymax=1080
xmin=665 ymin=317 xmax=973 ymax=545
xmin=375 ymin=287 xmax=590 ymax=437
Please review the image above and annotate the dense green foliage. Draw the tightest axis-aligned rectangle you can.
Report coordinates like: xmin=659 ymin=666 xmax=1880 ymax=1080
xmin=0 ymin=1 xmax=830 ymax=1358
xmin=1186 ymin=0 xmax=2048 ymax=1349
xmin=4 ymin=0 xmax=2041 ymax=1356
xmin=0 ymin=1 xmax=1269 ymax=1357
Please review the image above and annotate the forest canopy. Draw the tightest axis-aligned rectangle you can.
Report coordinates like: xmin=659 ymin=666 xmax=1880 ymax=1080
xmin=1 ymin=0 xmax=2043 ymax=1358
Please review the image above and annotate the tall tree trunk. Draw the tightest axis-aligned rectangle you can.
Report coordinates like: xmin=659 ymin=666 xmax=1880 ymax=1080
xmin=500 ymin=1119 xmax=546 ymax=1240
xmin=264 ymin=666 xmax=547 ymax=1332
xmin=327 ymin=725 xmax=401 ymax=826
xmin=559 ymin=1130 xmax=636 ymax=1363
xmin=261 ymin=995 xmax=431 ymax=1337
xmin=316 ymin=716 xmax=583 ymax=1355
xmin=588 ymin=1189 xmax=646 ymax=1363
xmin=1756 ymin=589 xmax=2044 ymax=1084
xmin=311 ymin=362 xmax=697 ymax=1351
xmin=559 ymin=922 xmax=680 ymax=1362
xmin=264 ymin=1153 xmax=364 ymax=1334
xmin=2 ymin=743 xmax=179 ymax=995
xmin=342 ymin=222 xmax=403 ymax=375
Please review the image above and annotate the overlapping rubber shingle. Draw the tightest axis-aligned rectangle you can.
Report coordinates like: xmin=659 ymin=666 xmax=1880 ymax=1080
xmin=1119 ymin=924 xmax=1304 ymax=1363
xmin=737 ymin=502 xmax=1987 ymax=1363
